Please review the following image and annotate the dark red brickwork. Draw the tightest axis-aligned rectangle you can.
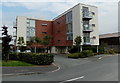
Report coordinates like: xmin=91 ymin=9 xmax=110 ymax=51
xmin=52 ymin=15 xmax=73 ymax=46
xmin=35 ymin=16 xmax=73 ymax=47
xmin=35 ymin=20 xmax=53 ymax=46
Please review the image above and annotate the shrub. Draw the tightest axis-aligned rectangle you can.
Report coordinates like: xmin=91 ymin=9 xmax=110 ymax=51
xmin=7 ymin=53 xmax=54 ymax=65
xmin=67 ymin=53 xmax=81 ymax=59
xmin=9 ymin=53 xmax=19 ymax=60
xmin=115 ymin=49 xmax=120 ymax=53
xmin=82 ymin=46 xmax=97 ymax=53
xmin=68 ymin=46 xmax=79 ymax=53
xmin=80 ymin=50 xmax=93 ymax=58
xmin=108 ymin=49 xmax=115 ymax=54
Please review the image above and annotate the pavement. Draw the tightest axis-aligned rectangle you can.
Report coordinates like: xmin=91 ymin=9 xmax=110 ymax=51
xmin=2 ymin=54 xmax=119 ymax=82
xmin=2 ymin=63 xmax=59 ymax=76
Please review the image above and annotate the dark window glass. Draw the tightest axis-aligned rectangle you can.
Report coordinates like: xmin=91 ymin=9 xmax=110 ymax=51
xmin=42 ymin=32 xmax=47 ymax=34
xmin=66 ymin=11 xmax=72 ymax=24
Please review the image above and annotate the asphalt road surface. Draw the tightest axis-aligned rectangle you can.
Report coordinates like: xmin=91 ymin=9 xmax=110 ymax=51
xmin=2 ymin=54 xmax=119 ymax=82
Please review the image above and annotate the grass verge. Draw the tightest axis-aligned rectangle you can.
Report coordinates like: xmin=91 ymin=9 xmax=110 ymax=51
xmin=1 ymin=60 xmax=34 ymax=67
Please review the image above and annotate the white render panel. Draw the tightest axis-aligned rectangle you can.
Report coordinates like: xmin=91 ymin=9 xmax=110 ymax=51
xmin=16 ymin=16 xmax=27 ymax=46
xmin=89 ymin=6 xmax=99 ymax=45
xmin=80 ymin=4 xmax=99 ymax=45
xmin=72 ymin=4 xmax=81 ymax=45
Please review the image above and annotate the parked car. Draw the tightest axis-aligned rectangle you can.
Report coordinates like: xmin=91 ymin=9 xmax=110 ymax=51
xmin=16 ymin=50 xmax=21 ymax=52
xmin=24 ymin=50 xmax=31 ymax=53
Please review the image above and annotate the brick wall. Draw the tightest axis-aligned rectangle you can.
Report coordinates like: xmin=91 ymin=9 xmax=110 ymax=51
xmin=35 ymin=20 xmax=53 ymax=46
xmin=53 ymin=15 xmax=73 ymax=46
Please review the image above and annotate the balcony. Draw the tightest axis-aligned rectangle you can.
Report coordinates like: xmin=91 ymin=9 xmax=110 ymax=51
xmin=83 ymin=37 xmax=91 ymax=45
xmin=83 ymin=24 xmax=93 ymax=32
xmin=82 ymin=11 xmax=93 ymax=20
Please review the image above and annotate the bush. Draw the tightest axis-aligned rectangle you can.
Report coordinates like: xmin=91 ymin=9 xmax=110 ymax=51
xmin=115 ymin=49 xmax=120 ymax=53
xmin=8 ymin=53 xmax=54 ymax=65
xmin=67 ymin=53 xmax=81 ymax=59
xmin=9 ymin=53 xmax=19 ymax=60
xmin=82 ymin=46 xmax=97 ymax=53
xmin=108 ymin=49 xmax=115 ymax=54
xmin=68 ymin=46 xmax=79 ymax=53
xmin=19 ymin=53 xmax=54 ymax=65
xmin=80 ymin=50 xmax=93 ymax=58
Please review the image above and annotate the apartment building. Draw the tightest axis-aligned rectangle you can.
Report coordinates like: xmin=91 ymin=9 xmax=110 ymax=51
xmin=14 ymin=3 xmax=99 ymax=53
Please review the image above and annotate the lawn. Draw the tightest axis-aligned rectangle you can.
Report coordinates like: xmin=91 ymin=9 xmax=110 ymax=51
xmin=0 ymin=60 xmax=34 ymax=67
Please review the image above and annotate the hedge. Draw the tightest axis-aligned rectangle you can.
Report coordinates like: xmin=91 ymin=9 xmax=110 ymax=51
xmin=68 ymin=53 xmax=81 ymax=59
xmin=8 ymin=53 xmax=54 ymax=65
xmin=67 ymin=50 xmax=94 ymax=58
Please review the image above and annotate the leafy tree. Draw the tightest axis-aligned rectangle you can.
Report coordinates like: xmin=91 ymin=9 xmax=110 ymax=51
xmin=41 ymin=35 xmax=52 ymax=53
xmin=17 ymin=37 xmax=25 ymax=46
xmin=2 ymin=25 xmax=12 ymax=61
xmin=17 ymin=37 xmax=26 ymax=52
xmin=74 ymin=36 xmax=82 ymax=52
xmin=26 ymin=36 xmax=41 ymax=53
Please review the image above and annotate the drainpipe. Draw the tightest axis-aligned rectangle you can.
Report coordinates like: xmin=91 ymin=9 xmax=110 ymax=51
xmin=35 ymin=46 xmax=36 ymax=53
xmin=80 ymin=45 xmax=82 ymax=52
xmin=97 ymin=45 xmax=99 ymax=53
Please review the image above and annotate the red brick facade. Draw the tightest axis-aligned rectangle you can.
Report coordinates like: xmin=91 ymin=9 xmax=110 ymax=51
xmin=35 ymin=20 xmax=53 ymax=46
xmin=53 ymin=15 xmax=73 ymax=46
xmin=35 ymin=16 xmax=73 ymax=47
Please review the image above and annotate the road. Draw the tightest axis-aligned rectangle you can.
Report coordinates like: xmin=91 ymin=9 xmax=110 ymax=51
xmin=2 ymin=54 xmax=118 ymax=82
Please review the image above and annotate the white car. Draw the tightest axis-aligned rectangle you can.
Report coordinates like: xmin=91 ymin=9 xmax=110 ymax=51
xmin=16 ymin=50 xmax=21 ymax=52
xmin=25 ymin=50 xmax=31 ymax=53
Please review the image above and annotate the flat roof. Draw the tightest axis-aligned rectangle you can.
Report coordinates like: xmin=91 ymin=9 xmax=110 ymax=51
xmin=53 ymin=3 xmax=97 ymax=20
xmin=99 ymin=32 xmax=120 ymax=39
xmin=17 ymin=16 xmax=52 ymax=21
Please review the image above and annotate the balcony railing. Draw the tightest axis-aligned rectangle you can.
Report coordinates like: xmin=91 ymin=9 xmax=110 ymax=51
xmin=83 ymin=37 xmax=91 ymax=45
xmin=83 ymin=24 xmax=93 ymax=32
xmin=83 ymin=11 xmax=93 ymax=19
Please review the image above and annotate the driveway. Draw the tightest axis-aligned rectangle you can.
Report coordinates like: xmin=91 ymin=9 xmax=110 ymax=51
xmin=2 ymin=54 xmax=118 ymax=82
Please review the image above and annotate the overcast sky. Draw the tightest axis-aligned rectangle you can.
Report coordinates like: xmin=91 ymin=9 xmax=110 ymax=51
xmin=0 ymin=0 xmax=119 ymax=37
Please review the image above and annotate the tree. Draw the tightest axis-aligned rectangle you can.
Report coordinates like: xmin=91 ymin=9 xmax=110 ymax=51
xmin=17 ymin=37 xmax=25 ymax=52
xmin=2 ymin=25 xmax=12 ymax=61
xmin=17 ymin=37 xmax=25 ymax=46
xmin=26 ymin=36 xmax=41 ymax=53
xmin=74 ymin=36 xmax=82 ymax=52
xmin=41 ymin=35 xmax=52 ymax=53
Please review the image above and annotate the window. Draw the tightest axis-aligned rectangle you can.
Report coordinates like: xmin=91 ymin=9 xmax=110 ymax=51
xmin=66 ymin=11 xmax=72 ymax=24
xmin=91 ymin=12 xmax=95 ymax=15
xmin=83 ymin=33 xmax=90 ymax=43
xmin=66 ymin=11 xmax=73 ymax=40
xmin=57 ymin=40 xmax=60 ymax=42
xmin=42 ymin=24 xmax=47 ymax=26
xmin=67 ymin=23 xmax=72 ymax=33
xmin=57 ymin=31 xmax=60 ymax=33
xmin=92 ymin=24 xmax=95 ymax=27
xmin=67 ymin=33 xmax=73 ymax=40
xmin=42 ymin=32 xmax=47 ymax=34
xmin=83 ymin=7 xmax=89 ymax=17
xmin=29 ymin=27 xmax=35 ymax=37
xmin=29 ymin=19 xmax=35 ymax=27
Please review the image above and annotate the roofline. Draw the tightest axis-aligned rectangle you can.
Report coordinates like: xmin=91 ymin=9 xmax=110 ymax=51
xmin=99 ymin=32 xmax=120 ymax=38
xmin=53 ymin=3 xmax=97 ymax=21
xmin=17 ymin=16 xmax=52 ymax=21
xmin=53 ymin=3 xmax=80 ymax=20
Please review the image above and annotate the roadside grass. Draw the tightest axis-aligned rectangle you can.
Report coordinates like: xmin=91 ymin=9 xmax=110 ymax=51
xmin=0 ymin=60 xmax=34 ymax=67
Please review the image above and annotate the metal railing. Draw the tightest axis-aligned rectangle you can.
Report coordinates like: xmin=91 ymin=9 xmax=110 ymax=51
xmin=83 ymin=24 xmax=93 ymax=32
xmin=83 ymin=11 xmax=93 ymax=19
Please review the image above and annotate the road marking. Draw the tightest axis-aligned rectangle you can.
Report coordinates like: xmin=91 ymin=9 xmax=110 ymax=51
xmin=59 ymin=76 xmax=85 ymax=83
xmin=49 ymin=63 xmax=60 ymax=73
xmin=98 ymin=57 xmax=102 ymax=59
